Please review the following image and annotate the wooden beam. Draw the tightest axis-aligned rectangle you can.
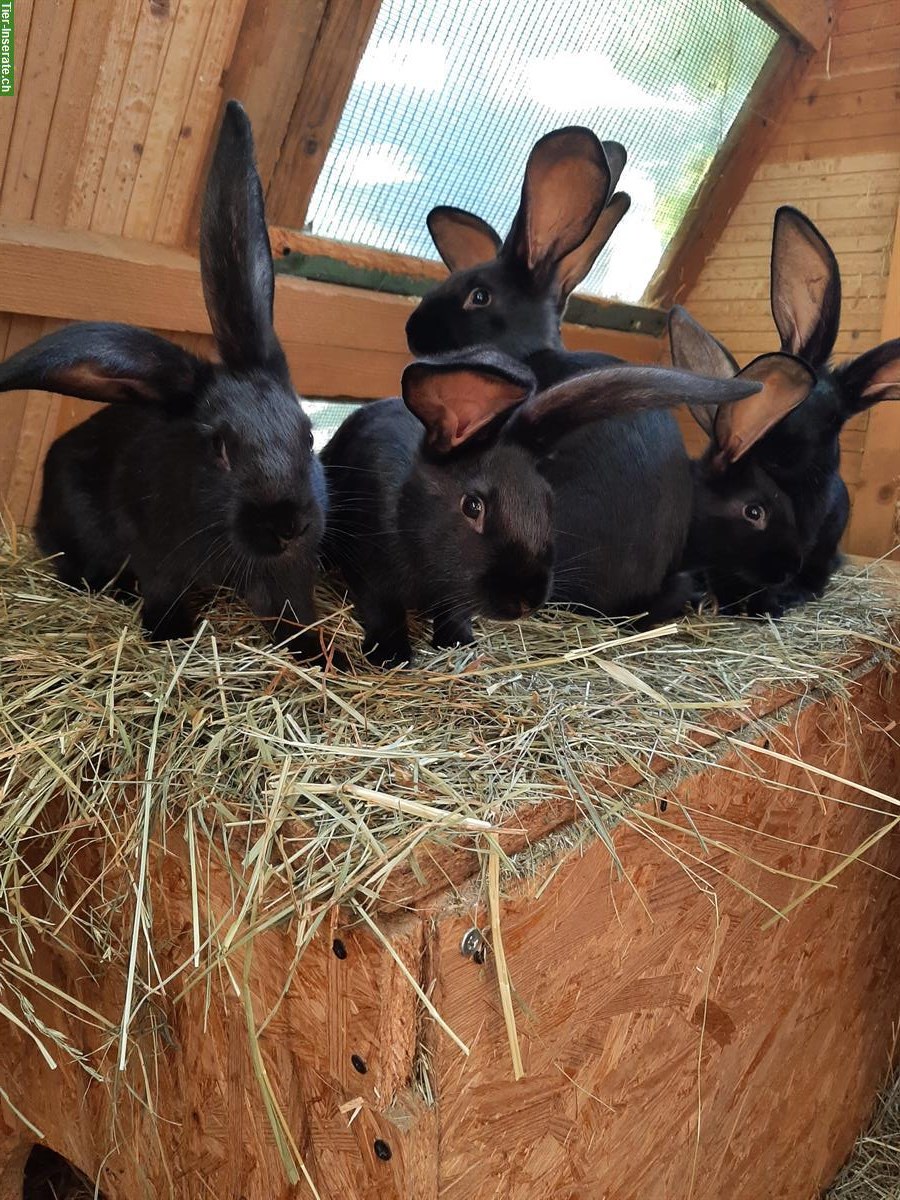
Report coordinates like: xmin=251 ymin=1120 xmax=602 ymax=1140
xmin=644 ymin=40 xmax=811 ymax=309
xmin=0 ymin=221 xmax=664 ymax=400
xmin=270 ymin=227 xmax=668 ymax=336
xmin=745 ymin=0 xmax=834 ymax=51
xmin=845 ymin=202 xmax=900 ymax=559
xmin=265 ymin=0 xmax=382 ymax=229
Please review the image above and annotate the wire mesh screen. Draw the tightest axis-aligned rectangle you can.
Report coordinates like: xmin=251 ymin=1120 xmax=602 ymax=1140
xmin=307 ymin=400 xmax=360 ymax=450
xmin=306 ymin=0 xmax=778 ymax=303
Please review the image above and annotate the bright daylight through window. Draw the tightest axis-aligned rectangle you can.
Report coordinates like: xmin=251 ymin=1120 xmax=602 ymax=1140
xmin=306 ymin=0 xmax=778 ymax=303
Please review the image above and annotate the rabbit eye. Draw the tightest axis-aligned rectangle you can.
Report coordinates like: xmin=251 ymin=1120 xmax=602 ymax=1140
xmin=461 ymin=493 xmax=485 ymax=531
xmin=743 ymin=502 xmax=766 ymax=527
xmin=307 ymin=429 xmax=315 ymax=451
xmin=463 ymin=286 xmax=491 ymax=310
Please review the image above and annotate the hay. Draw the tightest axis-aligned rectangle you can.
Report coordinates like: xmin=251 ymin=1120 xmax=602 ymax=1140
xmin=0 ymin=533 xmax=898 ymax=1125
xmin=825 ymin=1069 xmax=900 ymax=1198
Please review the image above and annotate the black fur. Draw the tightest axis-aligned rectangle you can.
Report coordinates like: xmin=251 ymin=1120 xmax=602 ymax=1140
xmin=405 ymin=127 xmax=714 ymax=624
xmin=8 ymin=102 xmax=329 ymax=660
xmin=671 ymin=208 xmax=900 ymax=617
xmin=322 ymin=350 xmax=764 ymax=666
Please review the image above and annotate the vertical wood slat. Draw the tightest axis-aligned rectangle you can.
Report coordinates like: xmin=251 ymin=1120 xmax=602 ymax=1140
xmin=179 ymin=0 xmax=330 ymax=248
xmin=123 ymin=0 xmax=217 ymax=241
xmin=264 ymin=0 xmax=382 ymax=229
xmin=0 ymin=0 xmax=74 ymax=221
xmin=151 ymin=0 xmax=249 ymax=246
xmin=0 ymin=0 xmax=35 ymax=185
xmin=32 ymin=0 xmax=118 ymax=228
xmin=845 ymin=203 xmax=900 ymax=558
xmin=89 ymin=0 xmax=183 ymax=236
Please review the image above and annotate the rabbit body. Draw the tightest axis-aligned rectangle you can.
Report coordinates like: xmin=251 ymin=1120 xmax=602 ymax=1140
xmin=405 ymin=128 xmax=701 ymax=623
xmin=3 ymin=102 xmax=330 ymax=659
xmin=323 ymin=348 xmax=766 ymax=665
xmin=36 ymin=371 xmax=325 ymax=642
xmin=322 ymin=382 xmax=554 ymax=667
xmin=671 ymin=208 xmax=900 ymax=617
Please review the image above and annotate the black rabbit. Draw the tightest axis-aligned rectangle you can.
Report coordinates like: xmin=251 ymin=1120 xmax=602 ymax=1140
xmin=405 ymin=126 xmax=739 ymax=622
xmin=670 ymin=205 xmax=900 ymax=616
xmin=406 ymin=125 xmax=630 ymax=378
xmin=321 ymin=347 xmax=765 ymax=667
xmin=1 ymin=102 xmax=330 ymax=660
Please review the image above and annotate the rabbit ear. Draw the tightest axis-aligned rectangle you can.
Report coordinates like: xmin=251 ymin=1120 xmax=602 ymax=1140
xmin=556 ymin=193 xmax=631 ymax=303
xmin=668 ymin=305 xmax=738 ymax=378
xmin=601 ymin=141 xmax=627 ymax=198
xmin=711 ymin=352 xmax=816 ymax=466
xmin=667 ymin=304 xmax=739 ymax=435
xmin=508 ymin=365 xmax=762 ymax=451
xmin=503 ymin=127 xmax=610 ymax=285
xmin=833 ymin=337 xmax=900 ymax=413
xmin=771 ymin=206 xmax=841 ymax=365
xmin=402 ymin=348 xmax=535 ymax=454
xmin=427 ymin=207 xmax=502 ymax=271
xmin=200 ymin=100 xmax=286 ymax=375
xmin=0 ymin=323 xmax=207 ymax=409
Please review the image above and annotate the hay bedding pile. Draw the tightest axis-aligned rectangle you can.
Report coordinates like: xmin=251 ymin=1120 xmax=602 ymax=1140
xmin=0 ymin=532 xmax=898 ymax=1111
xmin=825 ymin=1070 xmax=900 ymax=1198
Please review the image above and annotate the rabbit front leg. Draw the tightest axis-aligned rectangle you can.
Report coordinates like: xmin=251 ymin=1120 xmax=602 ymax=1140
xmin=247 ymin=575 xmax=329 ymax=663
xmin=141 ymin=589 xmax=198 ymax=642
xmin=431 ymin=611 xmax=475 ymax=650
xmin=353 ymin=593 xmax=413 ymax=668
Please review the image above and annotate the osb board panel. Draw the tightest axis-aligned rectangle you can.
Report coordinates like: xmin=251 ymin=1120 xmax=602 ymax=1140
xmin=432 ymin=664 xmax=900 ymax=1200
xmin=0 ymin=843 xmax=437 ymax=1200
xmin=0 ymin=665 xmax=898 ymax=1200
xmin=682 ymin=0 xmax=900 ymax=557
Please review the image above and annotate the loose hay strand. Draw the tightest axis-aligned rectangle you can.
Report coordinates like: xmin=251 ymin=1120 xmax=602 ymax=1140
xmin=488 ymin=846 xmax=524 ymax=1081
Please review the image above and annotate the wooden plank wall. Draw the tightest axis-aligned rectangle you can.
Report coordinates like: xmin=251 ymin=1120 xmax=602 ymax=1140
xmin=681 ymin=0 xmax=900 ymax=554
xmin=0 ymin=0 xmax=249 ymax=526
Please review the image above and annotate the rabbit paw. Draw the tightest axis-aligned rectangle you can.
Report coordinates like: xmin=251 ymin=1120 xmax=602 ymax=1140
xmin=142 ymin=598 xmax=196 ymax=642
xmin=432 ymin=615 xmax=474 ymax=650
xmin=363 ymin=630 xmax=414 ymax=669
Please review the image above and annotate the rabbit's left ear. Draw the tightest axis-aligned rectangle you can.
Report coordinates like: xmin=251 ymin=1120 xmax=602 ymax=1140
xmin=200 ymin=100 xmax=287 ymax=376
xmin=668 ymin=305 xmax=740 ymax=437
xmin=402 ymin=348 xmax=535 ymax=454
xmin=427 ymin=207 xmax=502 ymax=271
xmin=0 ymin=323 xmax=208 ymax=409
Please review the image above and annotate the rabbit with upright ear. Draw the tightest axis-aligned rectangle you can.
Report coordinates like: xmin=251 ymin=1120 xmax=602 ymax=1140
xmin=670 ymin=205 xmax=900 ymax=616
xmin=3 ymin=101 xmax=330 ymax=660
xmin=406 ymin=126 xmax=631 ymax=382
xmin=321 ymin=348 xmax=764 ymax=666
xmin=406 ymin=126 xmax=734 ymax=623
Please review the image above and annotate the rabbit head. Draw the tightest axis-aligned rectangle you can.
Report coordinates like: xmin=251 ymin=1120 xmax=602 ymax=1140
xmin=0 ymin=102 xmax=325 ymax=573
xmin=400 ymin=350 xmax=554 ymax=622
xmin=669 ymin=304 xmax=818 ymax=592
xmin=405 ymin=128 xmax=630 ymax=360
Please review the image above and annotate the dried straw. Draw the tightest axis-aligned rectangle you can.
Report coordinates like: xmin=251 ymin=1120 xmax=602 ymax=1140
xmin=0 ymin=534 xmax=898 ymax=1165
xmin=825 ymin=1068 xmax=900 ymax=1198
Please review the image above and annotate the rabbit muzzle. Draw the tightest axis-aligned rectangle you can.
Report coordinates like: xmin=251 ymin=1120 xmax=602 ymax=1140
xmin=236 ymin=498 xmax=320 ymax=559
